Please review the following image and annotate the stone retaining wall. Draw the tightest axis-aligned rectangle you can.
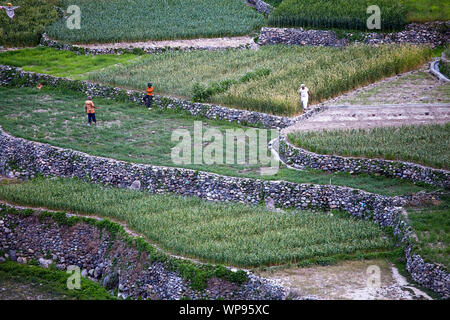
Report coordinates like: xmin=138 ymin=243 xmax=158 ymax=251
xmin=278 ymin=135 xmax=450 ymax=189
xmin=0 ymin=127 xmax=448 ymax=298
xmin=259 ymin=22 xmax=449 ymax=47
xmin=0 ymin=64 xmax=293 ymax=129
xmin=0 ymin=205 xmax=285 ymax=300
xmin=258 ymin=27 xmax=349 ymax=47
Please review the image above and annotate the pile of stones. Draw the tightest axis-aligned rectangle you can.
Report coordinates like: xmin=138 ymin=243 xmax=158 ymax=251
xmin=363 ymin=22 xmax=450 ymax=47
xmin=258 ymin=27 xmax=349 ymax=47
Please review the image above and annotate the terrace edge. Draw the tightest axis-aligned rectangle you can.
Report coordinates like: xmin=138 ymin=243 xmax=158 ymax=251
xmin=0 ymin=125 xmax=448 ymax=298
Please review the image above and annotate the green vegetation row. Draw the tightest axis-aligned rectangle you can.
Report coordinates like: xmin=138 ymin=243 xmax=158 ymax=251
xmin=0 ymin=177 xmax=395 ymax=268
xmin=441 ymin=46 xmax=450 ymax=79
xmin=407 ymin=194 xmax=450 ymax=271
xmin=268 ymin=0 xmax=450 ymax=30
xmin=269 ymin=0 xmax=406 ymax=31
xmin=287 ymin=124 xmax=450 ymax=170
xmin=403 ymin=0 xmax=450 ymax=23
xmin=0 ymin=0 xmax=60 ymax=47
xmin=45 ymin=0 xmax=264 ymax=44
xmin=264 ymin=0 xmax=283 ymax=7
xmin=0 ymin=86 xmax=431 ymax=196
xmin=192 ymin=68 xmax=271 ymax=103
xmin=0 ymin=47 xmax=139 ymax=79
xmin=0 ymin=261 xmax=115 ymax=300
xmin=88 ymin=44 xmax=432 ymax=116
xmin=0 ymin=203 xmax=248 ymax=291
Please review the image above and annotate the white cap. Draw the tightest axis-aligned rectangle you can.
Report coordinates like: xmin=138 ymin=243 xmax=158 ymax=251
xmin=301 ymin=84 xmax=305 ymax=87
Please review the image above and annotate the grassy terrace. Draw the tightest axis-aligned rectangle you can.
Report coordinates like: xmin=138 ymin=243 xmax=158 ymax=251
xmin=0 ymin=87 xmax=432 ymax=196
xmin=0 ymin=261 xmax=115 ymax=300
xmin=288 ymin=124 xmax=450 ymax=170
xmin=45 ymin=0 xmax=264 ymax=43
xmin=407 ymin=194 xmax=450 ymax=271
xmin=269 ymin=0 xmax=450 ymax=29
xmin=0 ymin=178 xmax=395 ymax=267
xmin=89 ymin=44 xmax=431 ymax=116
xmin=0 ymin=46 xmax=432 ymax=116
xmin=0 ymin=47 xmax=139 ymax=79
xmin=269 ymin=0 xmax=406 ymax=31
xmin=403 ymin=0 xmax=450 ymax=23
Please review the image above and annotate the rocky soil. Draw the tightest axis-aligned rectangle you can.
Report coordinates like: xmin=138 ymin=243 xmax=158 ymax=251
xmin=259 ymin=259 xmax=433 ymax=300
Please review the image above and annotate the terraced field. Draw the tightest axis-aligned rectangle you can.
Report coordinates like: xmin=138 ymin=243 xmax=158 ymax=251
xmin=0 ymin=177 xmax=395 ymax=267
xmin=0 ymin=87 xmax=431 ymax=196
xmin=88 ymin=44 xmax=431 ymax=116
xmin=269 ymin=0 xmax=450 ymax=29
xmin=45 ymin=0 xmax=265 ymax=43
xmin=0 ymin=0 xmax=448 ymax=302
xmin=288 ymin=122 xmax=450 ymax=169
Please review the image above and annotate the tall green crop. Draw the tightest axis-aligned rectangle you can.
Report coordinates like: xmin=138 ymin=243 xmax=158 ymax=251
xmin=45 ymin=0 xmax=265 ymax=43
xmin=269 ymin=0 xmax=406 ymax=31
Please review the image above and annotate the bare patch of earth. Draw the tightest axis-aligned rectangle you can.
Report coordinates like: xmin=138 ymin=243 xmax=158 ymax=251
xmin=284 ymin=104 xmax=450 ymax=134
xmin=319 ymin=65 xmax=450 ymax=106
xmin=0 ymin=279 xmax=73 ymax=300
xmin=0 ymin=47 xmax=34 ymax=53
xmin=76 ymin=36 xmax=258 ymax=50
xmin=259 ymin=259 xmax=432 ymax=300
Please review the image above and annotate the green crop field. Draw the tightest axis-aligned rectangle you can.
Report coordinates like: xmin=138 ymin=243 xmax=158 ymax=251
xmin=89 ymin=44 xmax=432 ymax=116
xmin=288 ymin=124 xmax=450 ymax=169
xmin=1 ymin=45 xmax=432 ymax=116
xmin=0 ymin=177 xmax=395 ymax=267
xmin=0 ymin=261 xmax=115 ymax=300
xmin=0 ymin=47 xmax=139 ymax=79
xmin=0 ymin=86 xmax=431 ymax=196
xmin=404 ymin=0 xmax=450 ymax=23
xmin=408 ymin=194 xmax=450 ymax=271
xmin=269 ymin=0 xmax=406 ymax=31
xmin=265 ymin=0 xmax=283 ymax=7
xmin=268 ymin=0 xmax=450 ymax=30
xmin=45 ymin=0 xmax=265 ymax=44
xmin=0 ymin=0 xmax=60 ymax=47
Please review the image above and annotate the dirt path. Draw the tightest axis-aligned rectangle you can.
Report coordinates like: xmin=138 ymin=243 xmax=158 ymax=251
xmin=75 ymin=36 xmax=258 ymax=51
xmin=284 ymin=62 xmax=450 ymax=134
xmin=283 ymin=103 xmax=450 ymax=134
xmin=318 ymin=64 xmax=450 ymax=106
xmin=0 ymin=280 xmax=73 ymax=300
xmin=259 ymin=259 xmax=433 ymax=300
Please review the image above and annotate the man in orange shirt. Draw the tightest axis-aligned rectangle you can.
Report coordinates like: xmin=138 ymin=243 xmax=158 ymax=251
xmin=84 ymin=96 xmax=97 ymax=126
xmin=143 ymin=82 xmax=154 ymax=109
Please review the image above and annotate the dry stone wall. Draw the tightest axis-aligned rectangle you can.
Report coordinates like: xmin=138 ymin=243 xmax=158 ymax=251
xmin=259 ymin=22 xmax=449 ymax=47
xmin=279 ymin=135 xmax=450 ymax=189
xmin=0 ymin=205 xmax=285 ymax=300
xmin=0 ymin=64 xmax=293 ymax=129
xmin=0 ymin=125 xmax=449 ymax=297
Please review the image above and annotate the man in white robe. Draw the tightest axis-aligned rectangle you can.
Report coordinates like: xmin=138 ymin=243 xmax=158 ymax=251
xmin=0 ymin=3 xmax=20 ymax=20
